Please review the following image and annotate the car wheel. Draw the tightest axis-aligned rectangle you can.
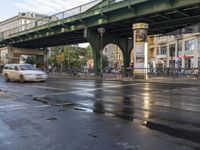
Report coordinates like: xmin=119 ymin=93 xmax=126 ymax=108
xmin=5 ymin=74 xmax=10 ymax=82
xmin=20 ymin=75 xmax=25 ymax=83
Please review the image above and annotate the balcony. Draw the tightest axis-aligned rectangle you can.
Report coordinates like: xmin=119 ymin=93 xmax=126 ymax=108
xmin=156 ymin=37 xmax=168 ymax=44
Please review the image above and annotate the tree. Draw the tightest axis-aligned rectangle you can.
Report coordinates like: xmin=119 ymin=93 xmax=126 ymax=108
xmin=102 ymin=55 xmax=108 ymax=68
xmin=48 ymin=45 xmax=93 ymax=69
xmin=21 ymin=56 xmax=36 ymax=64
xmin=85 ymin=45 xmax=93 ymax=59
xmin=48 ymin=47 xmax=61 ymax=68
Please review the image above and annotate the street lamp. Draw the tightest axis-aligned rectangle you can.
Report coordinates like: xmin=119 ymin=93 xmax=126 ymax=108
xmin=98 ymin=27 xmax=105 ymax=79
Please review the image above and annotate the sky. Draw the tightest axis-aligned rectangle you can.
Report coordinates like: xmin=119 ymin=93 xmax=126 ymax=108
xmin=0 ymin=0 xmax=92 ymax=21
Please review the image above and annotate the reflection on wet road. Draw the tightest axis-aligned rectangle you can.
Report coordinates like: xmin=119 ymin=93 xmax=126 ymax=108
xmin=1 ymin=77 xmax=200 ymax=145
xmin=22 ymin=79 xmax=200 ymax=143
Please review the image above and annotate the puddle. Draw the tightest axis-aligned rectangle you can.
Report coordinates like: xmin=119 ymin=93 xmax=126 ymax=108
xmin=73 ymin=107 xmax=93 ymax=112
xmin=143 ymin=121 xmax=200 ymax=143
xmin=71 ymin=105 xmax=200 ymax=144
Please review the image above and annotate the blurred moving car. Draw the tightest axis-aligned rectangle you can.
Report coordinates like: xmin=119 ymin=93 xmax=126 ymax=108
xmin=0 ymin=65 xmax=4 ymax=73
xmin=2 ymin=64 xmax=48 ymax=82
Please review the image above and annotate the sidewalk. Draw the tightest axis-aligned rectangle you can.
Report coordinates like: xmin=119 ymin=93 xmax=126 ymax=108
xmin=48 ymin=73 xmax=200 ymax=85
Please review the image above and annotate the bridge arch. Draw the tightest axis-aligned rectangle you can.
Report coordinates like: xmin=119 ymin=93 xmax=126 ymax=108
xmin=102 ymin=43 xmax=124 ymax=71
xmin=87 ymin=30 xmax=133 ymax=75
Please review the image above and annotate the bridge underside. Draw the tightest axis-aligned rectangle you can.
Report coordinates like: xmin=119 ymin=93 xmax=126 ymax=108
xmin=7 ymin=0 xmax=200 ymax=48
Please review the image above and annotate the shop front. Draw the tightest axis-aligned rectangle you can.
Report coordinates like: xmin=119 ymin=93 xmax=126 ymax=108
xmin=178 ymin=55 xmax=194 ymax=68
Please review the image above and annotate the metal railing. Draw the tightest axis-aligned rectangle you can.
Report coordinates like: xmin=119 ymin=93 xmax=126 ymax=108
xmin=104 ymin=67 xmax=200 ymax=79
xmin=46 ymin=67 xmax=200 ymax=80
xmin=0 ymin=0 xmax=126 ymax=41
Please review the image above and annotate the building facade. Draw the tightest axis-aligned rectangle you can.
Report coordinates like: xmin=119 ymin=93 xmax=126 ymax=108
xmin=0 ymin=12 xmax=48 ymax=65
xmin=102 ymin=44 xmax=124 ymax=69
xmin=112 ymin=45 xmax=123 ymax=69
xmin=155 ymin=33 xmax=200 ymax=69
xmin=147 ymin=35 xmax=156 ymax=69
xmin=103 ymin=44 xmax=115 ymax=68
xmin=0 ymin=12 xmax=48 ymax=32
xmin=0 ymin=46 xmax=44 ymax=65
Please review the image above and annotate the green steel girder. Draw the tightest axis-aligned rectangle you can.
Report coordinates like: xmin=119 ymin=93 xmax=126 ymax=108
xmin=86 ymin=29 xmax=133 ymax=70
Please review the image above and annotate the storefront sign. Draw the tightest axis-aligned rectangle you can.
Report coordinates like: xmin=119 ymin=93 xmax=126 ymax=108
xmin=178 ymin=55 xmax=194 ymax=59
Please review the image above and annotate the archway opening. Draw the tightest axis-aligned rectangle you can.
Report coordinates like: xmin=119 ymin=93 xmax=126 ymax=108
xmin=102 ymin=43 xmax=124 ymax=73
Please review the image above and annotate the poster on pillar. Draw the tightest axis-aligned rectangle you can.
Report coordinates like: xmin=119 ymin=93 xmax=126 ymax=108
xmin=134 ymin=44 xmax=147 ymax=69
xmin=133 ymin=23 xmax=148 ymax=77
xmin=135 ymin=29 xmax=147 ymax=43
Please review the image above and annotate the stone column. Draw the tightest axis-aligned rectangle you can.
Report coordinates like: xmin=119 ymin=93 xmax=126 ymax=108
xmin=43 ymin=48 xmax=48 ymax=71
xmin=86 ymin=30 xmax=101 ymax=75
xmin=132 ymin=23 xmax=149 ymax=79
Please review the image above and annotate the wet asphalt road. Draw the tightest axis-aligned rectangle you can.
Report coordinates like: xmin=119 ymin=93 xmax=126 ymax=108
xmin=0 ymin=76 xmax=200 ymax=150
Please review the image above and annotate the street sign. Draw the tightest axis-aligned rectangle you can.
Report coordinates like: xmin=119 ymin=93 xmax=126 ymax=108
xmin=57 ymin=53 xmax=65 ymax=62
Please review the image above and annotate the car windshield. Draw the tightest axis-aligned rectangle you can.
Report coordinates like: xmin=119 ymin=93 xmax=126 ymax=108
xmin=19 ymin=65 xmax=36 ymax=70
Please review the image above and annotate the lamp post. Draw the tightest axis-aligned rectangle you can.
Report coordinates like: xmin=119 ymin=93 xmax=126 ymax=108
xmin=98 ymin=27 xmax=105 ymax=79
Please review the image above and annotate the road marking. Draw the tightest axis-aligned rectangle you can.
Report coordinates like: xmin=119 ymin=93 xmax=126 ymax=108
xmin=34 ymin=105 xmax=50 ymax=108
xmin=30 ymin=85 xmax=67 ymax=91
xmin=0 ymin=104 xmax=27 ymax=109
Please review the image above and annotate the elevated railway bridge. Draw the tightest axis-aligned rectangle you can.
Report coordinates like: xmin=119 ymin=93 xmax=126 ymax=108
xmin=0 ymin=0 xmax=200 ymax=75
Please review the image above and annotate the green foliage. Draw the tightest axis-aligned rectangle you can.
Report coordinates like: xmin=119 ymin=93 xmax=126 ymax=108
xmin=102 ymin=55 xmax=108 ymax=68
xmin=85 ymin=45 xmax=93 ymax=59
xmin=21 ymin=56 xmax=36 ymax=64
xmin=49 ymin=45 xmax=93 ymax=69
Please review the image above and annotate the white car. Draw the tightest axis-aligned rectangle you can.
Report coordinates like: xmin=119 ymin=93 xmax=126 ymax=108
xmin=2 ymin=64 xmax=48 ymax=82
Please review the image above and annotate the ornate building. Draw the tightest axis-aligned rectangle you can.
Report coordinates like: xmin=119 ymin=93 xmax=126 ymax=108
xmin=0 ymin=12 xmax=48 ymax=64
xmin=112 ymin=45 xmax=123 ymax=69
xmin=155 ymin=32 xmax=200 ymax=69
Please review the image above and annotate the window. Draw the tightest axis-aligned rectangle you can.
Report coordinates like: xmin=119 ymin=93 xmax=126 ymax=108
xmin=14 ymin=66 xmax=19 ymax=71
xmin=185 ymin=59 xmax=192 ymax=69
xmin=185 ymin=39 xmax=194 ymax=51
xmin=3 ymin=66 xmax=8 ymax=69
xmin=156 ymin=47 xmax=159 ymax=55
xmin=160 ymin=46 xmax=167 ymax=55
xmin=9 ymin=66 xmax=14 ymax=70
xmin=169 ymin=44 xmax=175 ymax=57
xmin=19 ymin=64 xmax=35 ymax=70
xmin=104 ymin=48 xmax=107 ymax=53
xmin=178 ymin=41 xmax=182 ymax=51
